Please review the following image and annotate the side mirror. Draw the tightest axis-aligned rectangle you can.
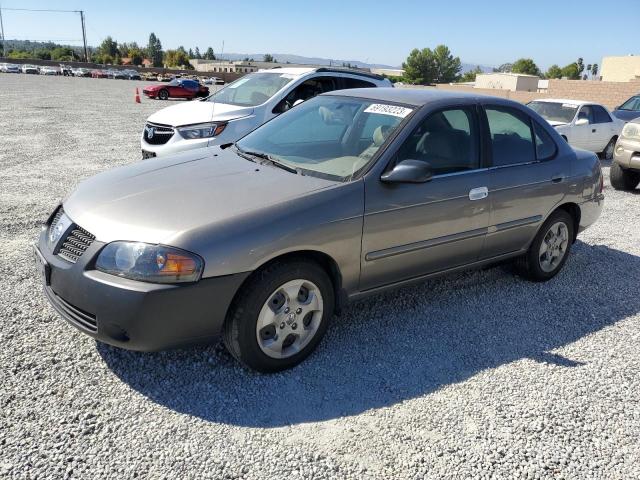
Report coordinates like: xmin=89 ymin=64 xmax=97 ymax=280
xmin=381 ymin=159 xmax=433 ymax=184
xmin=575 ymin=118 xmax=589 ymax=126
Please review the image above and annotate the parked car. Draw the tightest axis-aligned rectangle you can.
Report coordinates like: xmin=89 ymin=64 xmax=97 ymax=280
xmin=36 ymin=89 xmax=604 ymax=372
xmin=122 ymin=69 xmax=141 ymax=80
xmin=203 ymin=76 xmax=225 ymax=85
xmin=59 ymin=64 xmax=73 ymax=76
xmin=142 ymin=79 xmax=209 ymax=101
xmin=611 ymin=119 xmax=640 ymax=190
xmin=91 ymin=69 xmax=108 ymax=79
xmin=141 ymin=67 xmax=393 ymax=158
xmin=72 ymin=68 xmax=92 ymax=77
xmin=611 ymin=95 xmax=640 ymax=123
xmin=0 ymin=63 xmax=20 ymax=73
xmin=527 ymin=99 xmax=623 ymax=160
xmin=106 ymin=69 xmax=127 ymax=80
xmin=21 ymin=64 xmax=39 ymax=74
xmin=39 ymin=66 xmax=59 ymax=76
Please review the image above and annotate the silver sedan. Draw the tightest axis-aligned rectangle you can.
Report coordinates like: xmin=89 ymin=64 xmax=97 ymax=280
xmin=36 ymin=89 xmax=604 ymax=372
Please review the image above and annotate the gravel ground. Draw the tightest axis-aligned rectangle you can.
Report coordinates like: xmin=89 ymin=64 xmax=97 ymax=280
xmin=1 ymin=74 xmax=639 ymax=479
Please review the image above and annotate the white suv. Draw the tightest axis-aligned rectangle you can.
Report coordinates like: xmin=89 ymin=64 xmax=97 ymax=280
xmin=140 ymin=67 xmax=393 ymax=158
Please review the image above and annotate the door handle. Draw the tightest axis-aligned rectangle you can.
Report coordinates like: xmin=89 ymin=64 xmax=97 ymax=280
xmin=551 ymin=176 xmax=564 ymax=183
xmin=592 ymin=129 xmax=597 ymax=133
xmin=469 ymin=187 xmax=488 ymax=201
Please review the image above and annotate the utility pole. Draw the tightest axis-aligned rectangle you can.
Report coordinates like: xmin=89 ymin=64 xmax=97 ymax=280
xmin=79 ymin=10 xmax=88 ymax=62
xmin=0 ymin=4 xmax=6 ymax=58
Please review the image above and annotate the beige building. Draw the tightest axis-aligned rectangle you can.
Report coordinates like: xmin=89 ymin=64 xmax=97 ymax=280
xmin=601 ymin=55 xmax=640 ymax=82
xmin=474 ymin=72 xmax=540 ymax=92
xmin=371 ymin=68 xmax=404 ymax=78
xmin=190 ymin=59 xmax=261 ymax=74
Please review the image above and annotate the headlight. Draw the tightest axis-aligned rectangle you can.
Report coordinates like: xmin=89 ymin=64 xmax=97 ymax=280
xmin=96 ymin=242 xmax=204 ymax=283
xmin=177 ymin=122 xmax=226 ymax=140
xmin=621 ymin=122 xmax=640 ymax=141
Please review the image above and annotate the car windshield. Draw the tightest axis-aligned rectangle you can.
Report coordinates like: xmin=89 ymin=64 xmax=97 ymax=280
xmin=168 ymin=79 xmax=180 ymax=86
xmin=236 ymin=95 xmax=413 ymax=181
xmin=527 ymin=101 xmax=578 ymax=124
xmin=619 ymin=96 xmax=640 ymax=111
xmin=207 ymin=72 xmax=296 ymax=107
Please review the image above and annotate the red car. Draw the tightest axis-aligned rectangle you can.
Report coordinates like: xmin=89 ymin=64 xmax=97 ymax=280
xmin=91 ymin=69 xmax=108 ymax=79
xmin=142 ymin=79 xmax=209 ymax=100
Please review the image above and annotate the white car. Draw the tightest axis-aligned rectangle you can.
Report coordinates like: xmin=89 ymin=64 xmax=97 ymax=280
xmin=0 ymin=63 xmax=21 ymax=73
xmin=39 ymin=66 xmax=59 ymax=75
xmin=528 ymin=99 xmax=623 ymax=160
xmin=141 ymin=67 xmax=393 ymax=158
xmin=21 ymin=64 xmax=39 ymax=74
xmin=203 ymin=76 xmax=225 ymax=85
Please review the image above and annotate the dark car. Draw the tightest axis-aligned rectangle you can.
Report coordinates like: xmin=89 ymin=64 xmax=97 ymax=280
xmin=142 ymin=79 xmax=209 ymax=100
xmin=612 ymin=95 xmax=640 ymax=122
xmin=36 ymin=89 xmax=603 ymax=372
xmin=123 ymin=70 xmax=141 ymax=80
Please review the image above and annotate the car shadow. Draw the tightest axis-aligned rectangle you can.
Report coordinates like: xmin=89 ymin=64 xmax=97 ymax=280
xmin=98 ymin=242 xmax=640 ymax=427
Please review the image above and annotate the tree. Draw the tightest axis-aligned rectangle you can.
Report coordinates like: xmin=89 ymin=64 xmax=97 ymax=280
xmin=402 ymin=45 xmax=460 ymax=84
xmin=402 ymin=48 xmax=436 ymax=84
xmin=204 ymin=47 xmax=216 ymax=60
xmin=194 ymin=46 xmax=201 ymax=59
xmin=591 ymin=63 xmax=599 ymax=78
xmin=577 ymin=57 xmax=584 ymax=75
xmin=511 ymin=58 xmax=541 ymax=76
xmin=50 ymin=46 xmax=76 ymax=61
xmin=494 ymin=63 xmax=513 ymax=73
xmin=146 ymin=33 xmax=163 ymax=67
xmin=545 ymin=64 xmax=563 ymax=79
xmin=96 ymin=36 xmax=118 ymax=63
xmin=560 ymin=62 xmax=580 ymax=80
xmin=432 ymin=45 xmax=461 ymax=83
xmin=188 ymin=48 xmax=194 ymax=58
xmin=263 ymin=53 xmax=276 ymax=63
xmin=164 ymin=49 xmax=193 ymax=69
xmin=459 ymin=66 xmax=483 ymax=83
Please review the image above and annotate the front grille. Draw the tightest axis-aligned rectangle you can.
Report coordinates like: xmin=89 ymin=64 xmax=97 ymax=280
xmin=46 ymin=287 xmax=97 ymax=332
xmin=58 ymin=225 xmax=95 ymax=263
xmin=143 ymin=122 xmax=174 ymax=145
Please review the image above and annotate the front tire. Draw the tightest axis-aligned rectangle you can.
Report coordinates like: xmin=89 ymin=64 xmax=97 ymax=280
xmin=610 ymin=161 xmax=640 ymax=191
xmin=601 ymin=137 xmax=617 ymax=160
xmin=515 ymin=210 xmax=574 ymax=282
xmin=158 ymin=89 xmax=169 ymax=100
xmin=223 ymin=260 xmax=334 ymax=372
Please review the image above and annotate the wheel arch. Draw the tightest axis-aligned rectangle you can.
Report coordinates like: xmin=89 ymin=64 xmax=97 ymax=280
xmin=229 ymin=250 xmax=346 ymax=317
xmin=554 ymin=202 xmax=581 ymax=243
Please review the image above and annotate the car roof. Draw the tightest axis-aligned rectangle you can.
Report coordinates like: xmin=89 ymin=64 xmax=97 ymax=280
xmin=257 ymin=66 xmax=386 ymax=81
xmin=323 ymin=87 xmax=502 ymax=107
xmin=532 ymin=98 xmax=603 ymax=107
xmin=258 ymin=67 xmax=316 ymax=75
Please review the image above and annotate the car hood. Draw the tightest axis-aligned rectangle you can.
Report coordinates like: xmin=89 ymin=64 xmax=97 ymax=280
xmin=547 ymin=120 xmax=568 ymax=127
xmin=63 ymin=148 xmax=337 ymax=245
xmin=612 ymin=110 xmax=640 ymax=122
xmin=147 ymin=100 xmax=255 ymax=126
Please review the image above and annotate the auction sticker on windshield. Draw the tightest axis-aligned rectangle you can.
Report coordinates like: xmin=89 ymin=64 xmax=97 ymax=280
xmin=364 ymin=104 xmax=413 ymax=118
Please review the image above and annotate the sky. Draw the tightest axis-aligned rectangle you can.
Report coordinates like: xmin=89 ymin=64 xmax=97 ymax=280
xmin=0 ymin=0 xmax=632 ymax=69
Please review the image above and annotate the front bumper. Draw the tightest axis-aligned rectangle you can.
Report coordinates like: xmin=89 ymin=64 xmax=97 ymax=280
xmin=37 ymin=224 xmax=249 ymax=351
xmin=613 ymin=137 xmax=640 ymax=171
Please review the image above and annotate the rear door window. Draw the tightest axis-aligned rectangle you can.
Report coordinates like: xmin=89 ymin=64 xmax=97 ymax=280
xmin=532 ymin=121 xmax=557 ymax=161
xmin=485 ymin=106 xmax=535 ymax=167
xmin=341 ymin=77 xmax=376 ymax=89
xmin=592 ymin=105 xmax=612 ymax=123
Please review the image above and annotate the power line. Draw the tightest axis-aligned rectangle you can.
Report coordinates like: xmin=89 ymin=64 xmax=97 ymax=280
xmin=0 ymin=8 xmax=83 ymax=13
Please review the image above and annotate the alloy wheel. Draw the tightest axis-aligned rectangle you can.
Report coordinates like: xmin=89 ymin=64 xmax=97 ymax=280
xmin=538 ymin=222 xmax=569 ymax=273
xmin=255 ymin=279 xmax=324 ymax=359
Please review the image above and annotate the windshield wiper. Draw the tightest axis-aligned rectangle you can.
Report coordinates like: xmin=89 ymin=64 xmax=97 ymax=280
xmin=236 ymin=146 xmax=299 ymax=174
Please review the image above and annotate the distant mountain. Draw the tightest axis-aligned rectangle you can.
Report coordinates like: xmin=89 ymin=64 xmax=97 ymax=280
xmin=216 ymin=53 xmax=494 ymax=73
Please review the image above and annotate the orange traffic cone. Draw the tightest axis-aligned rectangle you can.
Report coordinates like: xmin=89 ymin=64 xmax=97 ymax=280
xmin=135 ymin=88 xmax=141 ymax=103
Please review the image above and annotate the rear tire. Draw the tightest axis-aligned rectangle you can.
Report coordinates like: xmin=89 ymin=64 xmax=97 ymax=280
xmin=158 ymin=89 xmax=169 ymax=100
xmin=515 ymin=209 xmax=574 ymax=282
xmin=223 ymin=260 xmax=334 ymax=373
xmin=610 ymin=161 xmax=640 ymax=191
